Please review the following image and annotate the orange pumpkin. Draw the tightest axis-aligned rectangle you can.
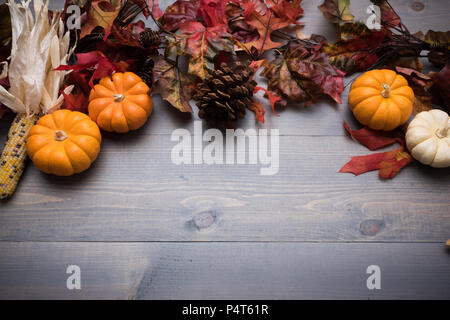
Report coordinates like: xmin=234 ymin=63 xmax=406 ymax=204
xmin=27 ymin=110 xmax=102 ymax=176
xmin=348 ymin=69 xmax=415 ymax=131
xmin=88 ymin=72 xmax=153 ymax=133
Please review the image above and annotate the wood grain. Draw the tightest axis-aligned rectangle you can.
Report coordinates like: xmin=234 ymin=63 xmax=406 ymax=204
xmin=0 ymin=242 xmax=449 ymax=299
xmin=0 ymin=134 xmax=449 ymax=241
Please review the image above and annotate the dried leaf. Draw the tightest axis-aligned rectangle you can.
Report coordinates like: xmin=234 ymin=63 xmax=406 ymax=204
xmin=321 ymin=23 xmax=385 ymax=73
xmin=370 ymin=0 xmax=401 ymax=30
xmin=198 ymin=0 xmax=228 ymax=27
xmin=80 ymin=0 xmax=122 ymax=40
xmin=429 ymin=63 xmax=450 ymax=111
xmin=343 ymin=121 xmax=402 ymax=151
xmin=153 ymin=56 xmax=194 ymax=112
xmin=339 ymin=145 xmax=413 ymax=179
xmin=62 ymin=86 xmax=89 ymax=113
xmin=262 ymin=42 xmax=345 ymax=106
xmin=239 ymin=0 xmax=303 ymax=55
xmin=318 ymin=0 xmax=354 ymax=25
xmin=172 ymin=22 xmax=234 ymax=79
xmin=248 ymin=101 xmax=265 ymax=123
xmin=55 ymin=51 xmax=116 ymax=87
xmin=160 ymin=0 xmax=200 ymax=32
xmin=254 ymin=86 xmax=282 ymax=116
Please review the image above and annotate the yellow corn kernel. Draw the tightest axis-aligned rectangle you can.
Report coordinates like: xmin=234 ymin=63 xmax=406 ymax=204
xmin=0 ymin=113 xmax=38 ymax=199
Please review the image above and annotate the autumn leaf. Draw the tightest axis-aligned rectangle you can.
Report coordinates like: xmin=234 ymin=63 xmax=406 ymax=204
xmin=238 ymin=0 xmax=303 ymax=56
xmin=153 ymin=56 xmax=194 ymax=112
xmin=171 ymin=22 xmax=234 ymax=79
xmin=262 ymin=41 xmax=345 ymax=106
xmin=429 ymin=63 xmax=450 ymax=111
xmin=370 ymin=0 xmax=401 ymax=31
xmin=55 ymin=51 xmax=116 ymax=87
xmin=318 ymin=0 xmax=354 ymax=25
xmin=110 ymin=20 xmax=144 ymax=47
xmin=62 ymin=88 xmax=89 ymax=113
xmin=248 ymin=101 xmax=265 ymax=123
xmin=339 ymin=145 xmax=413 ymax=179
xmin=160 ymin=0 xmax=200 ymax=32
xmin=80 ymin=0 xmax=122 ymax=40
xmin=198 ymin=0 xmax=228 ymax=27
xmin=394 ymin=66 xmax=433 ymax=115
xmin=343 ymin=121 xmax=402 ymax=151
xmin=254 ymin=86 xmax=282 ymax=116
xmin=321 ymin=23 xmax=385 ymax=73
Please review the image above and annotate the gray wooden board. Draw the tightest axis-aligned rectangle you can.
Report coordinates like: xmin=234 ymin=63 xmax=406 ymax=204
xmin=0 ymin=242 xmax=449 ymax=300
xmin=0 ymin=0 xmax=450 ymax=299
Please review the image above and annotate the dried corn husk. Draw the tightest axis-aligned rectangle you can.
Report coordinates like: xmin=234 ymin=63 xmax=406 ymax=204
xmin=0 ymin=0 xmax=74 ymax=116
xmin=0 ymin=0 xmax=74 ymax=199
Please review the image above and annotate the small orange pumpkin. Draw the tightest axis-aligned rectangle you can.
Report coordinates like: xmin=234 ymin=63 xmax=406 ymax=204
xmin=88 ymin=72 xmax=153 ymax=133
xmin=348 ymin=69 xmax=415 ymax=131
xmin=27 ymin=110 xmax=102 ymax=176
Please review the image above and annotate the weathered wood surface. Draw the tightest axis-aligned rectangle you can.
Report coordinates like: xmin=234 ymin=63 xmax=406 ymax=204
xmin=0 ymin=242 xmax=449 ymax=300
xmin=0 ymin=0 xmax=449 ymax=299
xmin=0 ymin=133 xmax=449 ymax=241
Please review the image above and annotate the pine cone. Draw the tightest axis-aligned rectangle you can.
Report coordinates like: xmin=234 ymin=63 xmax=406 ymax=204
xmin=193 ymin=62 xmax=257 ymax=128
xmin=135 ymin=58 xmax=154 ymax=88
xmin=139 ymin=29 xmax=161 ymax=47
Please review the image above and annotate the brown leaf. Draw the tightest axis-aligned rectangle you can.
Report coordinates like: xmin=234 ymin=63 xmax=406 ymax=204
xmin=160 ymin=0 xmax=200 ymax=32
xmin=318 ymin=0 xmax=354 ymax=25
xmin=262 ymin=41 xmax=345 ymax=105
xmin=153 ymin=56 xmax=194 ymax=113
xmin=429 ymin=63 xmax=450 ymax=111
xmin=80 ymin=0 xmax=122 ymax=40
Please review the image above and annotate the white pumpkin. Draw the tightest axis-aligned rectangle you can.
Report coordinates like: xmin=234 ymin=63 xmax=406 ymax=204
xmin=406 ymin=109 xmax=450 ymax=168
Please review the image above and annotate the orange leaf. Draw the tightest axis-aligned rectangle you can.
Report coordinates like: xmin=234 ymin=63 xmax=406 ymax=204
xmin=80 ymin=0 xmax=121 ymax=40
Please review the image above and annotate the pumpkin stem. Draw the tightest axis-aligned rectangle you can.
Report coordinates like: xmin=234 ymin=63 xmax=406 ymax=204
xmin=54 ymin=130 xmax=68 ymax=142
xmin=113 ymin=94 xmax=125 ymax=102
xmin=435 ymin=127 xmax=448 ymax=139
xmin=381 ymin=83 xmax=391 ymax=98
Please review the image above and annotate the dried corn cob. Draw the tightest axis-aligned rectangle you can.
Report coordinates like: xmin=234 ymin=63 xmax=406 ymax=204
xmin=0 ymin=113 xmax=38 ymax=199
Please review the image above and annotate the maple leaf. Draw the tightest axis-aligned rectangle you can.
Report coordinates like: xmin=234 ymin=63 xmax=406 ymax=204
xmin=318 ymin=0 xmax=354 ymax=25
xmin=153 ymin=56 xmax=194 ymax=113
xmin=62 ymin=88 xmax=89 ymax=114
xmin=171 ymin=22 xmax=234 ymax=79
xmin=343 ymin=121 xmax=402 ymax=151
xmin=339 ymin=145 xmax=413 ymax=179
xmin=262 ymin=41 xmax=345 ymax=106
xmin=321 ymin=23 xmax=385 ymax=74
xmin=110 ymin=20 xmax=145 ymax=47
xmin=80 ymin=0 xmax=122 ymax=41
xmin=237 ymin=0 xmax=303 ymax=56
xmin=160 ymin=0 xmax=200 ymax=32
xmin=429 ymin=63 xmax=450 ymax=112
xmin=55 ymin=51 xmax=116 ymax=87
xmin=198 ymin=0 xmax=228 ymax=27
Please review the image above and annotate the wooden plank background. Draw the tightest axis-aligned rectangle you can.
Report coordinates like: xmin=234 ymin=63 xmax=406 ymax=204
xmin=0 ymin=0 xmax=449 ymax=299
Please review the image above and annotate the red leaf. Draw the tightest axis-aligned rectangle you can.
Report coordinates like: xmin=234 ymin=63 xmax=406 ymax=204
xmin=343 ymin=121 xmax=402 ymax=151
xmin=249 ymin=59 xmax=265 ymax=77
xmin=339 ymin=145 xmax=413 ymax=179
xmin=56 ymin=51 xmax=116 ymax=87
xmin=148 ymin=0 xmax=164 ymax=19
xmin=62 ymin=89 xmax=89 ymax=114
xmin=254 ymin=86 xmax=282 ymax=116
xmin=248 ymin=101 xmax=265 ymax=123
xmin=198 ymin=0 xmax=227 ymax=27
xmin=160 ymin=0 xmax=200 ymax=32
